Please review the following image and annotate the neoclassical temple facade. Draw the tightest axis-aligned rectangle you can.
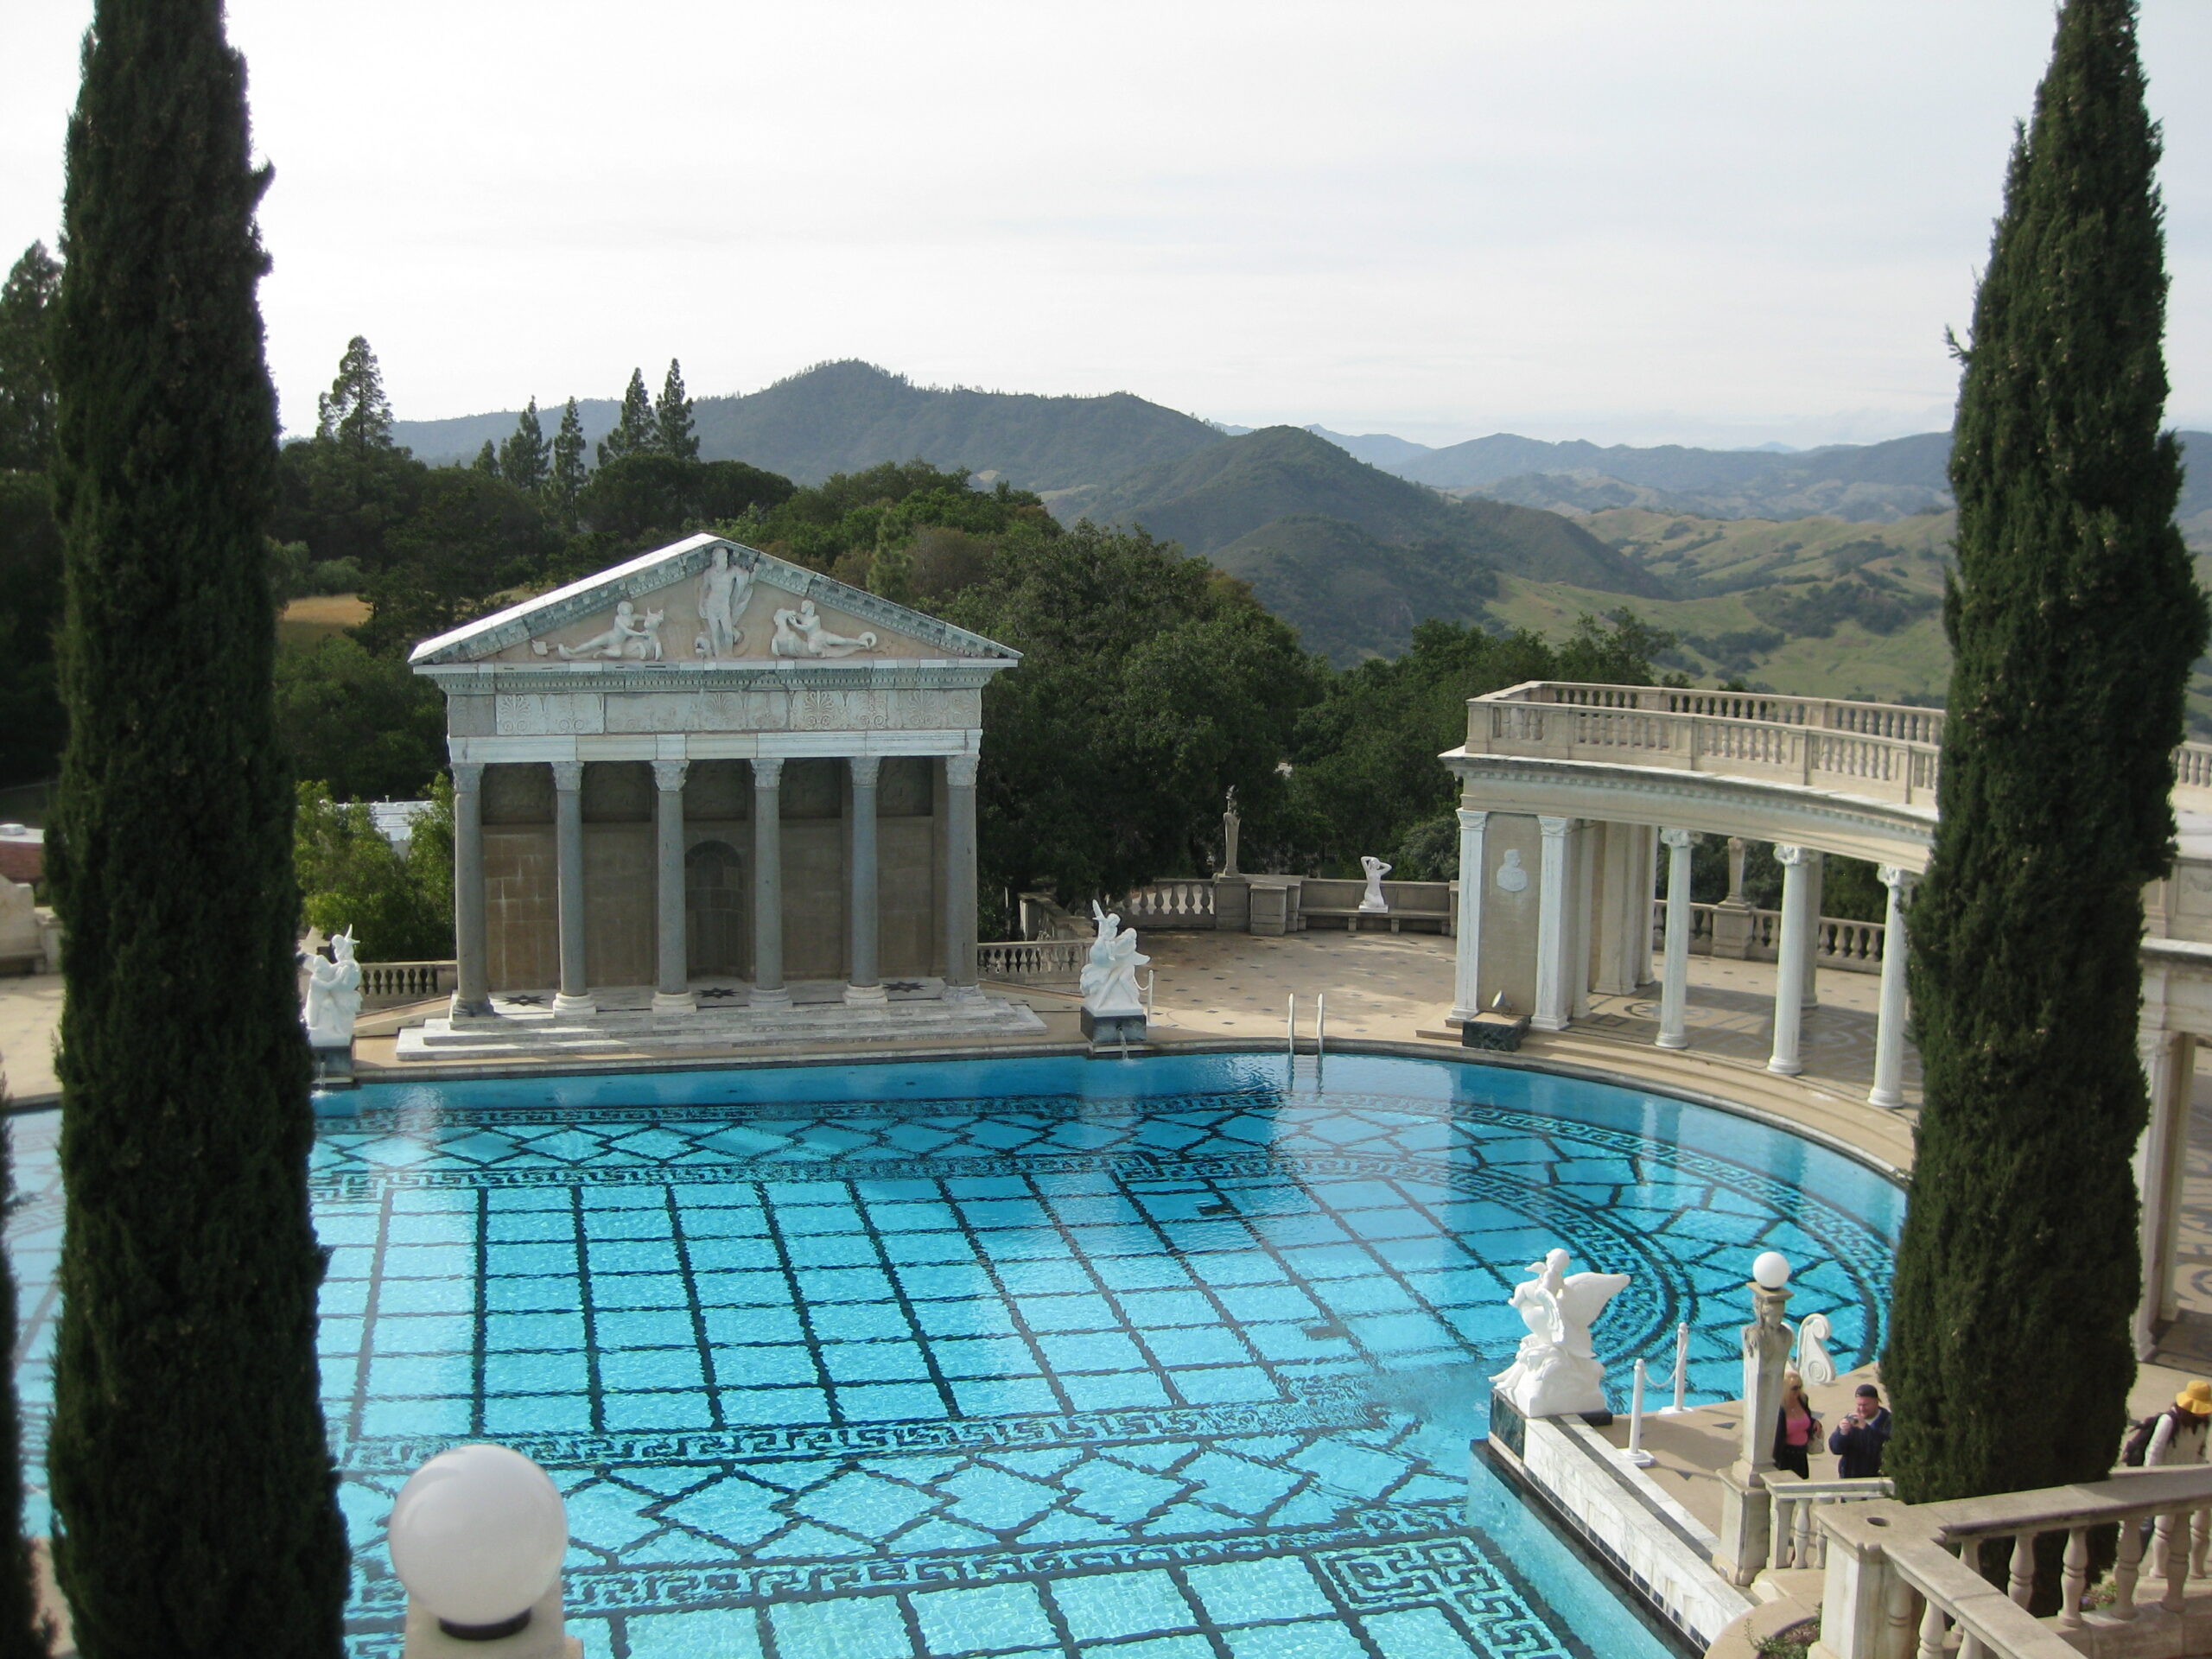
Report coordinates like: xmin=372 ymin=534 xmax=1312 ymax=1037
xmin=408 ymin=534 xmax=1018 ymax=1029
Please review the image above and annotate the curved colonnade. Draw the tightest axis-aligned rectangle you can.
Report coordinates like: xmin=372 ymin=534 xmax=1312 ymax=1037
xmin=1440 ymin=681 xmax=2212 ymax=1357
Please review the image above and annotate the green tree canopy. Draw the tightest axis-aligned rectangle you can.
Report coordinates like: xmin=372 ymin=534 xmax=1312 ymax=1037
xmin=293 ymin=780 xmax=452 ymax=961
xmin=275 ymin=633 xmax=448 ymax=800
xmin=941 ymin=523 xmax=1321 ymax=912
xmin=657 ymin=359 xmax=698 ymax=461
xmin=1884 ymin=0 xmax=2209 ymax=1565
xmin=0 ymin=473 xmax=64 ymax=788
xmin=549 ymin=396 xmax=588 ymax=527
xmin=470 ymin=439 xmax=498 ymax=477
xmin=0 ymin=243 xmax=60 ymax=472
xmin=499 ymin=397 xmax=549 ymax=494
xmin=575 ymin=453 xmax=791 ymax=546
xmin=315 ymin=334 xmax=392 ymax=450
xmin=597 ymin=366 xmax=655 ymax=465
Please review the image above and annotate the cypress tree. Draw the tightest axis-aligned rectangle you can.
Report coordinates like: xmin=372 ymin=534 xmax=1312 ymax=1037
xmin=596 ymin=366 xmax=655 ymax=464
xmin=46 ymin=0 xmax=349 ymax=1652
xmin=315 ymin=334 xmax=391 ymax=450
xmin=550 ymin=397 xmax=588 ymax=527
xmin=499 ymin=396 xmax=549 ymax=493
xmin=1885 ymin=0 xmax=2206 ymax=1532
xmin=656 ymin=358 xmax=698 ymax=461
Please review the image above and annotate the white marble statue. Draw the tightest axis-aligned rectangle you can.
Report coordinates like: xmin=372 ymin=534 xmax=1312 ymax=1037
xmin=772 ymin=600 xmax=879 ymax=659
xmin=557 ymin=600 xmax=664 ymax=662
xmin=1495 ymin=849 xmax=1529 ymax=893
xmin=1079 ymin=901 xmax=1148 ymax=1017
xmin=302 ymin=928 xmax=365 ymax=1048
xmin=1358 ymin=855 xmax=1392 ymax=912
xmin=696 ymin=545 xmax=753 ymax=658
xmin=1792 ymin=1311 xmax=1837 ymax=1387
xmin=1221 ymin=786 xmax=1242 ymax=878
xmin=1491 ymin=1249 xmax=1631 ymax=1418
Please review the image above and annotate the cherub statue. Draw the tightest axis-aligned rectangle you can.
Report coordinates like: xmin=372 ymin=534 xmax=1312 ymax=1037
xmin=772 ymin=599 xmax=879 ymax=659
xmin=1491 ymin=1249 xmax=1631 ymax=1418
xmin=302 ymin=927 xmax=365 ymax=1048
xmin=558 ymin=600 xmax=654 ymax=660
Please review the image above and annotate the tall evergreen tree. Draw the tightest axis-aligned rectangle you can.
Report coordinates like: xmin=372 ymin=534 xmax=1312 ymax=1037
xmin=656 ymin=358 xmax=698 ymax=461
xmin=46 ymin=0 xmax=349 ymax=1650
xmin=499 ymin=396 xmax=549 ymax=493
xmin=315 ymin=334 xmax=391 ymax=450
xmin=550 ymin=397 xmax=588 ymax=526
xmin=0 ymin=245 xmax=62 ymax=472
xmin=470 ymin=438 xmax=499 ymax=477
xmin=1885 ymin=0 xmax=2207 ymax=1538
xmin=596 ymin=366 xmax=655 ymax=464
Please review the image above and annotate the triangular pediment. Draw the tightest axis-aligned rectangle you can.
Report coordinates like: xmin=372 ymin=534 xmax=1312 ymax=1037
xmin=407 ymin=534 xmax=1019 ymax=668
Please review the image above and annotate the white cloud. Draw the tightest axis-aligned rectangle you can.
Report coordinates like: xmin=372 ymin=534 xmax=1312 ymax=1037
xmin=2 ymin=0 xmax=2206 ymax=447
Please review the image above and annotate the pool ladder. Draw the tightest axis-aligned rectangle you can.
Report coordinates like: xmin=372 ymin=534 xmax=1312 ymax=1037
xmin=1285 ymin=995 xmax=1328 ymax=1062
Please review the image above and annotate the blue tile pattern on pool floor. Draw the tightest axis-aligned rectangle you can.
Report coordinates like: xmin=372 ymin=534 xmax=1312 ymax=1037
xmin=6 ymin=1052 xmax=1902 ymax=1659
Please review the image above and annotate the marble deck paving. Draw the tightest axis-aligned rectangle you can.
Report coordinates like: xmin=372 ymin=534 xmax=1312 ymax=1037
xmin=3 ymin=1064 xmax=1900 ymax=1659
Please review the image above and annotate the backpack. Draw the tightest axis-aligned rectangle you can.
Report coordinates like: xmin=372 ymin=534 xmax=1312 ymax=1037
xmin=2123 ymin=1412 xmax=2167 ymax=1467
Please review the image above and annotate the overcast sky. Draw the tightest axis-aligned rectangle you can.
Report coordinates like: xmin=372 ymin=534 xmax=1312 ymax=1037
xmin=3 ymin=2 xmax=2209 ymax=449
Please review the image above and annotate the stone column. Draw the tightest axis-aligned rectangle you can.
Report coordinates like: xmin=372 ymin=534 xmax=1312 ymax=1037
xmin=750 ymin=759 xmax=790 ymax=1010
xmin=1796 ymin=850 xmax=1825 ymax=1012
xmin=1656 ymin=828 xmax=1696 ymax=1050
xmin=1867 ymin=866 xmax=1915 ymax=1107
xmin=944 ymin=754 xmax=981 ymax=1000
xmin=651 ymin=760 xmax=692 ymax=1013
xmin=550 ymin=760 xmax=594 ymax=1016
xmin=450 ymin=760 xmax=491 ymax=1018
xmin=1716 ymin=1268 xmax=1795 ymax=1585
xmin=1532 ymin=816 xmax=1574 ymax=1032
xmin=1711 ymin=835 xmax=1757 ymax=959
xmin=1450 ymin=809 xmax=1489 ymax=1023
xmin=2136 ymin=1005 xmax=2195 ymax=1358
xmin=1766 ymin=844 xmax=1811 ymax=1075
xmin=1568 ymin=821 xmax=1597 ymax=1020
xmin=845 ymin=755 xmax=885 ymax=1006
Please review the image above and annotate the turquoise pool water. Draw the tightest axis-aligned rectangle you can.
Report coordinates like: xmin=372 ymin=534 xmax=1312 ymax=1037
xmin=6 ymin=1052 xmax=1903 ymax=1658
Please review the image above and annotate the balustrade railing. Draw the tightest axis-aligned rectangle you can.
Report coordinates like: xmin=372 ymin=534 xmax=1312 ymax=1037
xmin=1472 ymin=682 xmax=2212 ymax=810
xmin=1118 ymin=880 xmax=1217 ymax=928
xmin=359 ymin=960 xmax=457 ymax=1006
xmin=1650 ymin=899 xmax=1880 ymax=972
xmin=976 ymin=938 xmax=1089 ymax=987
xmin=1816 ymin=1464 xmax=2212 ymax=1659
xmin=1766 ymin=1473 xmax=1891 ymax=1571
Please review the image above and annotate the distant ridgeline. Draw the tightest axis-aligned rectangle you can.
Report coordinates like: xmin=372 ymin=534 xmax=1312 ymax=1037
xmin=389 ymin=361 xmax=2212 ymax=665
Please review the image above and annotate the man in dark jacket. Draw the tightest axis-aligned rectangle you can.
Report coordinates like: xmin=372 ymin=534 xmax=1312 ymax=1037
xmin=1829 ymin=1383 xmax=1892 ymax=1478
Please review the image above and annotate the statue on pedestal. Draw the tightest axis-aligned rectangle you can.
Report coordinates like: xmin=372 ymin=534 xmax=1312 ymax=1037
xmin=1491 ymin=1249 xmax=1630 ymax=1417
xmin=1358 ymin=855 xmax=1393 ymax=912
xmin=1221 ymin=787 xmax=1242 ymax=878
xmin=302 ymin=927 xmax=365 ymax=1049
xmin=1079 ymin=902 xmax=1147 ymax=1018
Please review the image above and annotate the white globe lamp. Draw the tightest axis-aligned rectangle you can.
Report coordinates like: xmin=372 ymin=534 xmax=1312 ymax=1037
xmin=1751 ymin=1251 xmax=1792 ymax=1291
xmin=390 ymin=1444 xmax=568 ymax=1640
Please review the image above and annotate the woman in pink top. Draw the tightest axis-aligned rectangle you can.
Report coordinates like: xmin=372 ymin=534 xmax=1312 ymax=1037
xmin=1771 ymin=1370 xmax=1822 ymax=1478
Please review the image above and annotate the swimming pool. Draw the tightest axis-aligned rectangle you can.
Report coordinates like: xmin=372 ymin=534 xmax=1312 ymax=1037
xmin=7 ymin=1051 xmax=1903 ymax=1658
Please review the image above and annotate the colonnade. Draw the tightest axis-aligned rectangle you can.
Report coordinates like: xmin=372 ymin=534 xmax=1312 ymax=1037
xmin=448 ymin=752 xmax=980 ymax=1018
xmin=1453 ymin=810 xmax=1916 ymax=1109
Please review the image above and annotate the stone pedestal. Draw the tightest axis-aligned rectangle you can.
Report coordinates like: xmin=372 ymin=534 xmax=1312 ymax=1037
xmin=1248 ymin=878 xmax=1296 ymax=936
xmin=404 ymin=1584 xmax=580 ymax=1659
xmin=1213 ymin=874 xmax=1250 ymax=933
xmin=1459 ymin=1012 xmax=1529 ymax=1052
xmin=310 ymin=1042 xmax=355 ymax=1088
xmin=1081 ymin=1009 xmax=1147 ymax=1045
xmin=1709 ymin=901 xmax=1758 ymax=960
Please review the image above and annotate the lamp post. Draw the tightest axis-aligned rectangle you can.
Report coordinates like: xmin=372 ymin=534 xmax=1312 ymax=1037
xmin=390 ymin=1445 xmax=582 ymax=1657
xmin=1715 ymin=1252 xmax=1796 ymax=1586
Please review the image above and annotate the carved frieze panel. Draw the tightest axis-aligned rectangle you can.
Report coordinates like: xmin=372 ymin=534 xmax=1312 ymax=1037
xmin=496 ymin=693 xmax=605 ymax=735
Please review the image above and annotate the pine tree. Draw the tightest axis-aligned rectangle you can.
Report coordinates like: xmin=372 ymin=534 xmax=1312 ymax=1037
xmin=0 ymin=244 xmax=62 ymax=471
xmin=46 ymin=0 xmax=350 ymax=1651
xmin=550 ymin=396 xmax=587 ymax=526
xmin=315 ymin=334 xmax=391 ymax=450
xmin=1885 ymin=0 xmax=2207 ymax=1538
xmin=471 ymin=438 xmax=499 ymax=477
xmin=596 ymin=366 xmax=655 ymax=464
xmin=499 ymin=396 xmax=548 ymax=493
xmin=656 ymin=358 xmax=698 ymax=461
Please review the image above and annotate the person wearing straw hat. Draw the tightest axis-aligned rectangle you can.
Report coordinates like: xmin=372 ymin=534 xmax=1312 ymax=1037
xmin=2144 ymin=1380 xmax=2212 ymax=1468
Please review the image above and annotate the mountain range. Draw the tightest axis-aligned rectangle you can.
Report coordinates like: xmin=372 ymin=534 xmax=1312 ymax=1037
xmin=388 ymin=361 xmax=2212 ymax=661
